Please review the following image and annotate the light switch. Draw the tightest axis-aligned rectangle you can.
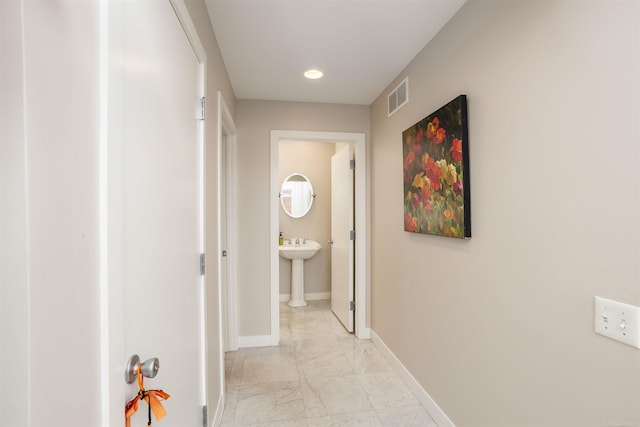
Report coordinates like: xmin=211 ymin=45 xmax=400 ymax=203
xmin=594 ymin=296 xmax=640 ymax=349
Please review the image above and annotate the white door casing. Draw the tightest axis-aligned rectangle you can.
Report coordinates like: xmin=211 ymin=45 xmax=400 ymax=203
xmin=331 ymin=145 xmax=355 ymax=332
xmin=217 ymin=92 xmax=238 ymax=354
xmin=270 ymin=130 xmax=369 ymax=346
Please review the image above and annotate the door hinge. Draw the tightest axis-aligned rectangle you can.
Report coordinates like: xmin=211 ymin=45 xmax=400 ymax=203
xmin=350 ymin=230 xmax=356 ymax=240
xmin=350 ymin=301 xmax=355 ymax=311
xmin=200 ymin=253 xmax=205 ymax=275
xmin=202 ymin=405 xmax=208 ymax=427
xmin=222 ymin=250 xmax=227 ymax=257
xmin=197 ymin=97 xmax=206 ymax=120
xmin=349 ymin=159 xmax=356 ymax=170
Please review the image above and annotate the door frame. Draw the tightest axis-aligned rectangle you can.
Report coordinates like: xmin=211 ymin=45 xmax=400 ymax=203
xmin=269 ymin=130 xmax=370 ymax=343
xmin=217 ymin=91 xmax=238 ymax=353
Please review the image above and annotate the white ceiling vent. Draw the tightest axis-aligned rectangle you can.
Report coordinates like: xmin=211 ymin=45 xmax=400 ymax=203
xmin=388 ymin=77 xmax=408 ymax=117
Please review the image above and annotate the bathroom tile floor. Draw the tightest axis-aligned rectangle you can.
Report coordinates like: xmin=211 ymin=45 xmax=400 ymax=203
xmin=221 ymin=300 xmax=438 ymax=426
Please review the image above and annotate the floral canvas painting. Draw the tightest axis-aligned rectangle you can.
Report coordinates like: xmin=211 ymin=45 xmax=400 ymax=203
xmin=403 ymin=95 xmax=470 ymax=238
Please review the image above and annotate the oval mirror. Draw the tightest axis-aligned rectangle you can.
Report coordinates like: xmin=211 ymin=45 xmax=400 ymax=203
xmin=280 ymin=173 xmax=314 ymax=218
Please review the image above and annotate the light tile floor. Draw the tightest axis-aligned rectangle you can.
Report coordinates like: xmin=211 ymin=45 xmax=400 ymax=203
xmin=221 ymin=300 xmax=438 ymax=426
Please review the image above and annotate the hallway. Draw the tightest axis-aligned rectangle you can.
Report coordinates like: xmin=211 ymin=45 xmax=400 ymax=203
xmin=221 ymin=301 xmax=437 ymax=426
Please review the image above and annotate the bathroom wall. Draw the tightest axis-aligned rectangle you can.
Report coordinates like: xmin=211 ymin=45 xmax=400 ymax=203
xmin=235 ymin=100 xmax=370 ymax=337
xmin=279 ymin=140 xmax=335 ymax=298
xmin=370 ymin=0 xmax=640 ymax=426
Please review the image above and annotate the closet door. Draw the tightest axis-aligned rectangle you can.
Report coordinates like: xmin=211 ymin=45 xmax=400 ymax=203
xmin=111 ymin=1 xmax=204 ymax=424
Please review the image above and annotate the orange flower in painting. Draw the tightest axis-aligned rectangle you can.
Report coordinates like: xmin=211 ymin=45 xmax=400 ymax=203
xmin=426 ymin=117 xmax=445 ymax=143
xmin=405 ymin=212 xmax=418 ymax=232
xmin=434 ymin=127 xmax=446 ymax=144
xmin=426 ymin=118 xmax=439 ymax=138
xmin=421 ymin=186 xmax=432 ymax=210
xmin=443 ymin=209 xmax=453 ymax=220
xmin=404 ymin=150 xmax=416 ymax=168
xmin=424 ymin=157 xmax=442 ymax=191
xmin=404 ymin=151 xmax=416 ymax=184
xmin=427 ymin=117 xmax=440 ymax=138
xmin=450 ymin=138 xmax=463 ymax=162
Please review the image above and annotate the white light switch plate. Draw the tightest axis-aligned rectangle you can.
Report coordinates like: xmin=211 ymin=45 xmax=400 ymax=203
xmin=594 ymin=296 xmax=640 ymax=349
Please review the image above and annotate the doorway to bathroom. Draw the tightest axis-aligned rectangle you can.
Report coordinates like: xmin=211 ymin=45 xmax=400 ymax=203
xmin=270 ymin=131 xmax=370 ymax=342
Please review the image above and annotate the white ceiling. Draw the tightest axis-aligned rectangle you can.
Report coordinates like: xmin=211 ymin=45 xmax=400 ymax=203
xmin=205 ymin=0 xmax=467 ymax=105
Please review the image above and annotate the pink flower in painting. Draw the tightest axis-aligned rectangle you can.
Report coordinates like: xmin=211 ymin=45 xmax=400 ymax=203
xmin=453 ymin=179 xmax=463 ymax=196
xmin=411 ymin=192 xmax=421 ymax=210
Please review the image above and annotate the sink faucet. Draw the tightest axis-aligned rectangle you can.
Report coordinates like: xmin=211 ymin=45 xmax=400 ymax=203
xmin=295 ymin=238 xmax=300 ymax=245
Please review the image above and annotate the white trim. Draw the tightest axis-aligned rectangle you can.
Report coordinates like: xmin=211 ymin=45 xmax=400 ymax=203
xmin=370 ymin=330 xmax=455 ymax=427
xmin=270 ymin=130 xmax=370 ymax=343
xmin=168 ymin=0 xmax=206 ymax=62
xmin=98 ymin=0 xmax=110 ymax=424
xmin=238 ymin=335 xmax=274 ymax=348
xmin=216 ymin=92 xmax=237 ymax=426
xmin=270 ymin=136 xmax=281 ymax=345
xmin=211 ymin=393 xmax=223 ymax=427
xmin=218 ymin=91 xmax=238 ymax=354
xmin=170 ymin=0 xmax=209 ymax=410
xmin=279 ymin=292 xmax=331 ymax=303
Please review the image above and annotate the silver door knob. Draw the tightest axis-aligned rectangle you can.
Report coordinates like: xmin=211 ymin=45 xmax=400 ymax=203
xmin=125 ymin=354 xmax=160 ymax=384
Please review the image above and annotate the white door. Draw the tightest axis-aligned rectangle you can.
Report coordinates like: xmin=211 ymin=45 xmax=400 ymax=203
xmin=110 ymin=1 xmax=204 ymax=425
xmin=331 ymin=145 xmax=355 ymax=332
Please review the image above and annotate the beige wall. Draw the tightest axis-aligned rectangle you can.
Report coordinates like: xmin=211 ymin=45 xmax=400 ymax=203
xmin=236 ymin=100 xmax=369 ymax=336
xmin=370 ymin=1 xmax=640 ymax=426
xmin=279 ymin=141 xmax=335 ymax=296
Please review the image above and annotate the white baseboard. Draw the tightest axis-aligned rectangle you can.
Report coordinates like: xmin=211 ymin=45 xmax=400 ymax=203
xmin=279 ymin=292 xmax=331 ymax=303
xmin=356 ymin=326 xmax=371 ymax=340
xmin=238 ymin=335 xmax=274 ymax=348
xmin=210 ymin=393 xmax=223 ymax=427
xmin=370 ymin=330 xmax=455 ymax=427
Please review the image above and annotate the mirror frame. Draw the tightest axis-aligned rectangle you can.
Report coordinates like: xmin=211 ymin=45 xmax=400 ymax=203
xmin=280 ymin=173 xmax=314 ymax=218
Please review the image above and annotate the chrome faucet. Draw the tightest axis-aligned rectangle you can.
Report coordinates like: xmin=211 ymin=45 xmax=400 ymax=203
xmin=295 ymin=238 xmax=300 ymax=245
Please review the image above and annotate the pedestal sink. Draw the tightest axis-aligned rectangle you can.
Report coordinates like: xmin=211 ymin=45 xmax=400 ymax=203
xmin=279 ymin=239 xmax=321 ymax=307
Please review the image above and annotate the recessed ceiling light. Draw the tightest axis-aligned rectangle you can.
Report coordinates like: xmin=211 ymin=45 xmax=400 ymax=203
xmin=304 ymin=69 xmax=324 ymax=80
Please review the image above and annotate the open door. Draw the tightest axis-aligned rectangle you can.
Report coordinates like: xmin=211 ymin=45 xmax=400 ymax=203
xmin=331 ymin=145 xmax=355 ymax=332
xmin=109 ymin=1 xmax=205 ymax=424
